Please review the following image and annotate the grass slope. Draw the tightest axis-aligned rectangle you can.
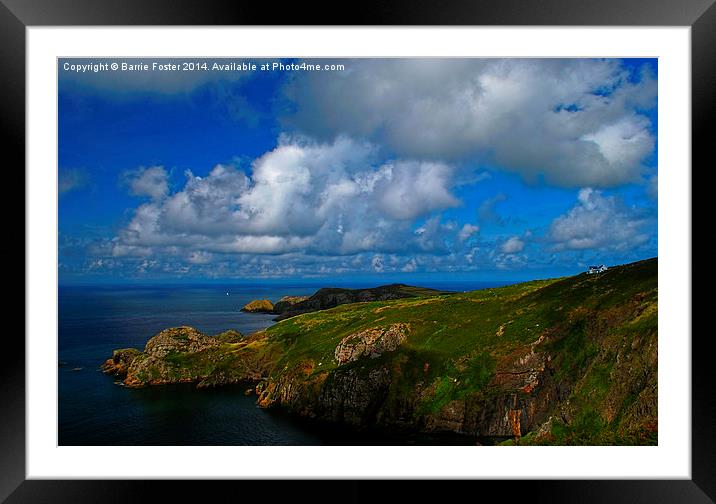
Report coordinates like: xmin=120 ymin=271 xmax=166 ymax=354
xmin=109 ymin=258 xmax=657 ymax=445
xmin=256 ymin=257 xmax=657 ymax=444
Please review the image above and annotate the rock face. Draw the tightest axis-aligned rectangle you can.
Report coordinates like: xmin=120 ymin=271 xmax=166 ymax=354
xmin=144 ymin=326 xmax=220 ymax=357
xmin=257 ymin=335 xmax=559 ymax=437
xmin=241 ymin=299 xmax=274 ymax=313
xmin=334 ymin=324 xmax=410 ymax=365
xmin=272 ymin=295 xmax=309 ymax=314
xmin=102 ymin=326 xmax=262 ymax=389
xmin=421 ymin=336 xmax=559 ymax=437
xmin=101 ymin=348 xmax=141 ymax=377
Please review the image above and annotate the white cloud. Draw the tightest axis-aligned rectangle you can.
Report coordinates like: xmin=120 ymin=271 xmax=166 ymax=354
xmin=371 ymin=255 xmax=384 ymax=272
xmin=401 ymin=258 xmax=418 ymax=272
xmin=458 ymin=223 xmax=479 ymax=242
xmin=494 ymin=252 xmax=528 ymax=270
xmin=549 ymin=188 xmax=650 ymax=251
xmin=285 ymin=59 xmax=656 ymax=188
xmin=373 ymin=161 xmax=460 ymax=220
xmin=577 ymin=187 xmax=598 ymax=209
xmin=581 ymin=115 xmax=654 ymax=170
xmin=412 ymin=216 xmax=454 ymax=254
xmin=126 ymin=166 xmax=169 ymax=201
xmin=161 ymin=164 xmax=250 ymax=235
xmin=501 ymin=236 xmax=525 ymax=254
xmin=112 ymin=137 xmax=465 ymax=259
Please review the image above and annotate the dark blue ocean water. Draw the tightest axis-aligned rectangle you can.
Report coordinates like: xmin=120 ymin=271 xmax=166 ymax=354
xmin=58 ymin=281 xmax=511 ymax=445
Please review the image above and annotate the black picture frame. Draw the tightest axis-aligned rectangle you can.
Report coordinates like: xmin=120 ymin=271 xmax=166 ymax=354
xmin=4 ymin=0 xmax=711 ymax=502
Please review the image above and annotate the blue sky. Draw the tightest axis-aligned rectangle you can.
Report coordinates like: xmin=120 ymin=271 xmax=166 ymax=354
xmin=58 ymin=58 xmax=657 ymax=284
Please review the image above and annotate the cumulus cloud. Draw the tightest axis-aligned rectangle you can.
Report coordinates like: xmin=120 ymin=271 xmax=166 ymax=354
xmin=458 ymin=223 xmax=480 ymax=242
xmin=372 ymin=161 xmax=459 ymax=219
xmin=284 ymin=59 xmax=656 ymax=188
xmin=371 ymin=255 xmax=384 ymax=272
xmin=401 ymin=258 xmax=418 ymax=272
xmin=60 ymin=58 xmax=659 ymax=280
xmin=549 ymin=188 xmax=651 ymax=251
xmin=125 ymin=166 xmax=169 ymax=201
xmin=501 ymin=236 xmax=525 ymax=254
xmin=494 ymin=252 xmax=528 ymax=270
xmin=111 ymin=137 xmax=465 ymax=259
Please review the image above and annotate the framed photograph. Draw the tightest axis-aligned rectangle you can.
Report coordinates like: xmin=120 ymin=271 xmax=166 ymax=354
xmin=6 ymin=0 xmax=710 ymax=501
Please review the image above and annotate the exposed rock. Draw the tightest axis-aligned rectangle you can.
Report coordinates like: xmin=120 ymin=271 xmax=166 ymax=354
xmin=531 ymin=416 xmax=554 ymax=442
xmin=272 ymin=295 xmax=309 ymax=314
xmin=258 ymin=365 xmax=393 ymax=427
xmin=493 ymin=334 xmax=549 ymax=394
xmin=334 ymin=324 xmax=410 ymax=365
xmin=424 ymin=400 xmax=466 ymax=433
xmin=144 ymin=326 xmax=220 ymax=357
xmin=104 ymin=326 xmax=265 ymax=389
xmin=241 ymin=299 xmax=274 ymax=313
xmin=123 ymin=352 xmax=202 ymax=388
xmin=101 ymin=348 xmax=141 ymax=377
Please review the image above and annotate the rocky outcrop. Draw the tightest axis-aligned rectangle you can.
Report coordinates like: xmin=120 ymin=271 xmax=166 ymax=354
xmin=103 ymin=326 xmax=264 ymax=389
xmin=241 ymin=299 xmax=274 ymax=313
xmin=123 ymin=353 xmax=197 ymax=388
xmin=101 ymin=348 xmax=141 ymax=377
xmin=423 ymin=341 xmax=560 ymax=438
xmin=257 ymin=331 xmax=560 ymax=439
xmin=272 ymin=296 xmax=309 ymax=314
xmin=334 ymin=324 xmax=410 ymax=365
xmin=143 ymin=326 xmax=221 ymax=357
xmin=256 ymin=364 xmax=393 ymax=427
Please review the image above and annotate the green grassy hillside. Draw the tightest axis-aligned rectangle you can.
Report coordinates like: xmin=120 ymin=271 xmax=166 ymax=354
xmin=105 ymin=258 xmax=658 ymax=445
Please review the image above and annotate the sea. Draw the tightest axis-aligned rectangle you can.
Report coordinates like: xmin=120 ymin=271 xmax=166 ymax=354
xmin=58 ymin=281 xmax=512 ymax=446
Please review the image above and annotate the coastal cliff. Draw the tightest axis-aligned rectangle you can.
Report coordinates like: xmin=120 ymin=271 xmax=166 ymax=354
xmin=103 ymin=258 xmax=658 ymax=445
xmin=241 ymin=284 xmax=447 ymax=320
xmin=240 ymin=299 xmax=274 ymax=313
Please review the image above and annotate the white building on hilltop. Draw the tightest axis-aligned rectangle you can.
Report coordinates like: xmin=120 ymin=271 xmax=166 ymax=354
xmin=587 ymin=264 xmax=608 ymax=274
